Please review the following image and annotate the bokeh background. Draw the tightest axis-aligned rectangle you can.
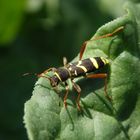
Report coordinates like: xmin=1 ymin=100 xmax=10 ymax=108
xmin=0 ymin=0 xmax=128 ymax=139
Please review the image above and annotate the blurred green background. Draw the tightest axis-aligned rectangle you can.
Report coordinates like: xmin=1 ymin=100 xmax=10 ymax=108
xmin=0 ymin=0 xmax=121 ymax=139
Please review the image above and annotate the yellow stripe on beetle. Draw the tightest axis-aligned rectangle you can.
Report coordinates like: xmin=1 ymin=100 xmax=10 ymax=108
xmin=89 ymin=58 xmax=99 ymax=69
xmin=101 ymin=57 xmax=109 ymax=64
xmin=76 ymin=65 xmax=87 ymax=72
xmin=54 ymin=72 xmax=62 ymax=81
xmin=76 ymin=60 xmax=88 ymax=72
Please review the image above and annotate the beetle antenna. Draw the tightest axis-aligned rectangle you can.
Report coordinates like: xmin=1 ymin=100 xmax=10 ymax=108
xmin=22 ymin=72 xmax=37 ymax=77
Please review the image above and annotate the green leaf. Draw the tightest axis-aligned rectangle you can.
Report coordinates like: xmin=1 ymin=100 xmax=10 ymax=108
xmin=96 ymin=0 xmax=127 ymax=17
xmin=24 ymin=2 xmax=140 ymax=140
xmin=0 ymin=0 xmax=25 ymax=45
xmin=96 ymin=0 xmax=140 ymax=17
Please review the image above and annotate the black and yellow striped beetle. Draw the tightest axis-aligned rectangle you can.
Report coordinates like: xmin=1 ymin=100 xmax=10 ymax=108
xmin=37 ymin=26 xmax=124 ymax=110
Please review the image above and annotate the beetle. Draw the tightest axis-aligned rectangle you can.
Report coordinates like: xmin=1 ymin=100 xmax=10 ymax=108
xmin=37 ymin=26 xmax=124 ymax=110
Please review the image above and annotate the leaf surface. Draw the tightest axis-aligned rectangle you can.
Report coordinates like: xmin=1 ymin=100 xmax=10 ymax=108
xmin=24 ymin=2 xmax=140 ymax=140
xmin=0 ymin=0 xmax=25 ymax=44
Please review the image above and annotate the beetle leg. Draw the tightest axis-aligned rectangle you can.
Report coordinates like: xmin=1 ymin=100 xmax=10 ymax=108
xmin=63 ymin=82 xmax=69 ymax=108
xmin=71 ymin=80 xmax=82 ymax=111
xmin=86 ymin=73 xmax=111 ymax=101
xmin=63 ymin=57 xmax=68 ymax=66
xmin=79 ymin=26 xmax=124 ymax=60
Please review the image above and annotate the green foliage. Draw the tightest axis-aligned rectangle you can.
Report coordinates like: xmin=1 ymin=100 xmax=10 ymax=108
xmin=24 ymin=2 xmax=140 ymax=140
xmin=0 ymin=1 xmax=112 ymax=140
xmin=96 ymin=0 xmax=140 ymax=17
xmin=0 ymin=0 xmax=25 ymax=44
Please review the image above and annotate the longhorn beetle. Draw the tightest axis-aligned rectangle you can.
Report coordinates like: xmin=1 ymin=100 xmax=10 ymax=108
xmin=37 ymin=26 xmax=124 ymax=110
